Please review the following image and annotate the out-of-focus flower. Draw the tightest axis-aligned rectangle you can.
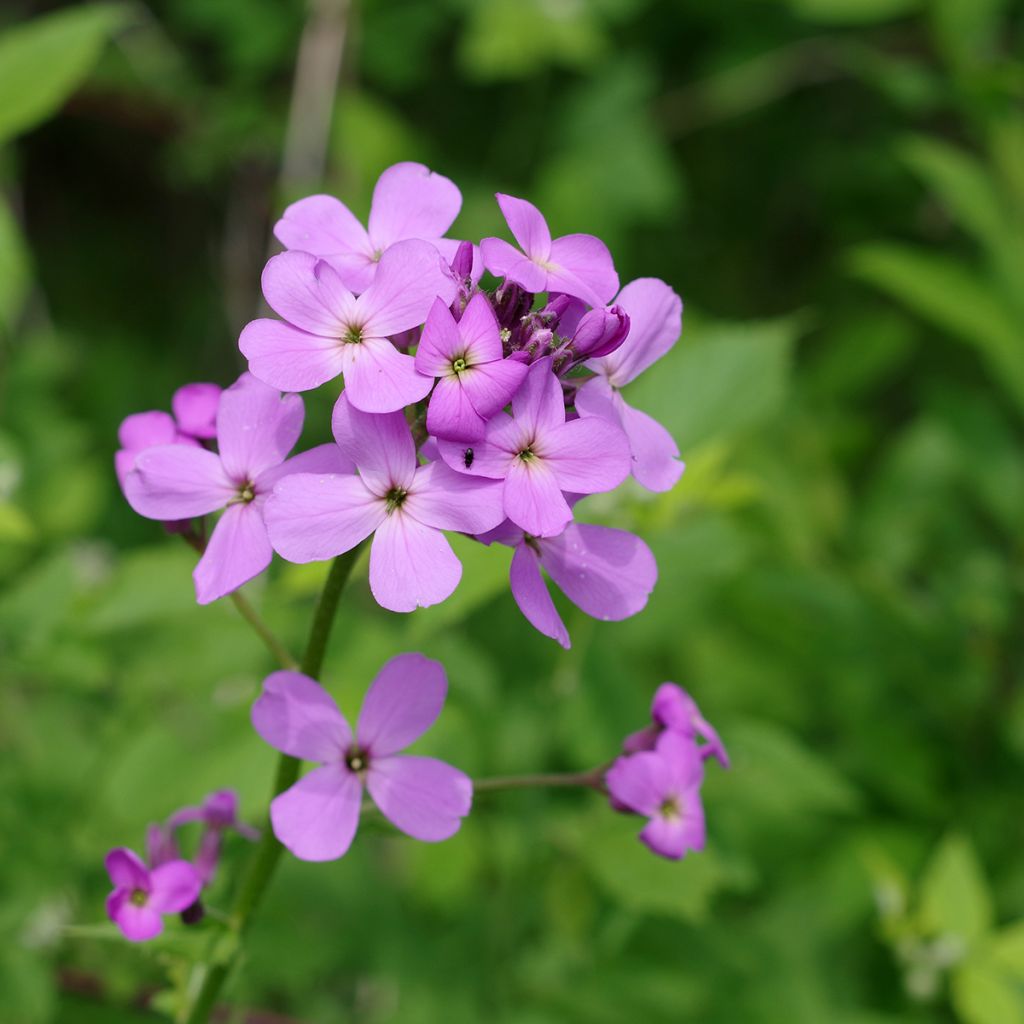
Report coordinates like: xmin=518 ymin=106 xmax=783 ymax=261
xmin=104 ymin=848 xmax=201 ymax=942
xmin=623 ymin=682 xmax=729 ymax=768
xmin=168 ymin=789 xmax=260 ymax=884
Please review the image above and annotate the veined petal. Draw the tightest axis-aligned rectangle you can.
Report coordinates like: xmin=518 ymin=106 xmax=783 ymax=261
xmin=618 ymin=399 xmax=684 ymax=492
xmin=357 ymin=653 xmax=447 ymax=756
xmin=509 ymin=542 xmax=570 ymax=649
xmin=496 ymin=193 xmax=551 ymax=262
xmin=366 ymin=755 xmax=472 ymax=841
xmin=239 ymin=318 xmax=346 ymax=393
xmin=415 ymin=297 xmax=462 ymax=378
xmin=548 ymin=233 xmax=619 ymax=306
xmin=331 ymin=392 xmax=417 ymax=490
xmin=460 ymin=357 xmax=527 ymax=420
xmin=368 ymin=162 xmax=462 ymax=249
xmin=252 ymin=670 xmax=352 ymax=761
xmin=265 ymin=471 xmax=384 ymax=563
xmin=270 ymin=764 xmax=362 ymax=862
xmin=405 ymin=461 xmax=506 ymax=534
xmin=261 ymin=251 xmax=350 ymax=336
xmin=425 ymin=376 xmax=487 ymax=442
xmin=512 ymin=358 xmax=564 ymax=436
xmin=369 ymin=512 xmax=461 ymax=612
xmin=255 ymin=442 xmax=356 ymax=495
xmin=193 ymin=502 xmax=273 ymax=604
xmin=273 ymin=193 xmax=372 ymax=260
xmin=544 ymin=417 xmax=630 ymax=494
xmin=436 ymin=412 xmax=520 ymax=479
xmin=217 ymin=372 xmax=304 ymax=482
xmin=479 ymin=237 xmax=548 ymax=293
xmin=458 ymin=291 xmax=503 ymax=364
xmin=124 ymin=446 xmax=233 ymax=520
xmin=503 ymin=458 xmax=572 ymax=538
xmin=341 ymin=336 xmax=433 ymax=414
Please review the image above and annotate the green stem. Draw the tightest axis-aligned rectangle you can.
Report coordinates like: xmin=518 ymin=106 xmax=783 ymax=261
xmin=472 ymin=769 xmax=606 ymax=792
xmin=181 ymin=545 xmax=365 ymax=1024
xmin=228 ymin=591 xmax=298 ymax=671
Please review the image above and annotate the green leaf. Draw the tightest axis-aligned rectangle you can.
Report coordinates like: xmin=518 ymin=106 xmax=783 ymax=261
xmin=990 ymin=920 xmax=1024 ymax=976
xmin=919 ymin=833 xmax=993 ymax=945
xmin=0 ymin=4 xmax=128 ymax=146
xmin=951 ymin=957 xmax=1024 ymax=1024
xmin=0 ymin=197 xmax=30 ymax=330
xmin=787 ymin=0 xmax=921 ymax=25
xmin=848 ymin=244 xmax=1024 ymax=410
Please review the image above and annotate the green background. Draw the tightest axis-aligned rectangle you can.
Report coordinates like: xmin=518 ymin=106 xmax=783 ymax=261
xmin=2 ymin=0 xmax=1024 ymax=1021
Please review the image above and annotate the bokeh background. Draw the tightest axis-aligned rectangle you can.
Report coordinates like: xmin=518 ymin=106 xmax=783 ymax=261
xmin=3 ymin=0 xmax=1024 ymax=1021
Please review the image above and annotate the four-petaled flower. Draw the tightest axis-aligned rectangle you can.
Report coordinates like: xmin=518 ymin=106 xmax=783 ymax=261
xmin=105 ymin=848 xmax=202 ymax=942
xmin=623 ymin=682 xmax=729 ymax=768
xmin=252 ymin=654 xmax=472 ymax=861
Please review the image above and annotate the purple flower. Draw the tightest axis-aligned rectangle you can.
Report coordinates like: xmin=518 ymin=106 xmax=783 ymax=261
xmin=144 ymin=822 xmax=180 ymax=869
xmin=265 ymin=394 xmax=505 ymax=612
xmin=605 ymin=732 xmax=706 ymax=861
xmin=239 ymin=241 xmax=455 ymax=414
xmin=415 ymin=293 xmax=528 ymax=442
xmin=478 ymin=519 xmax=656 ymax=649
xmin=624 ymin=682 xmax=729 ymax=768
xmin=124 ymin=372 xmax=352 ymax=604
xmin=273 ymin=162 xmax=464 ymax=293
xmin=480 ymin=193 xmax=619 ymax=308
xmin=251 ymin=654 xmax=472 ymax=861
xmin=171 ymin=382 xmax=221 ymax=440
xmin=437 ymin=358 xmax=630 ymax=538
xmin=167 ymin=789 xmax=260 ymax=884
xmin=105 ymin=848 xmax=202 ymax=942
xmin=575 ymin=278 xmax=685 ymax=492
xmin=115 ymin=411 xmax=197 ymax=492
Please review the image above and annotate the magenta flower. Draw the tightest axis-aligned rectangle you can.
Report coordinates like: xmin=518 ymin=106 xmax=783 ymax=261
xmin=252 ymin=654 xmax=472 ymax=861
xmin=575 ymin=278 xmax=684 ymax=492
xmin=239 ymin=241 xmax=455 ymax=414
xmin=171 ymin=382 xmax=221 ymax=440
xmin=265 ymin=394 xmax=505 ymax=612
xmin=105 ymin=848 xmax=202 ymax=941
xmin=415 ymin=293 xmax=528 ymax=442
xmin=478 ymin=519 xmax=656 ymax=649
xmin=167 ymin=789 xmax=259 ymax=884
xmin=605 ymin=731 xmax=706 ymax=861
xmin=624 ymin=682 xmax=729 ymax=768
xmin=437 ymin=358 xmax=630 ymax=537
xmin=115 ymin=411 xmax=197 ymax=491
xmin=480 ymin=193 xmax=619 ymax=308
xmin=274 ymin=162 xmax=463 ymax=294
xmin=124 ymin=372 xmax=352 ymax=604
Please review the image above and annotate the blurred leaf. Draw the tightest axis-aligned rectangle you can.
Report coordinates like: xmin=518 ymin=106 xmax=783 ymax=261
xmin=919 ymin=834 xmax=993 ymax=945
xmin=787 ymin=0 xmax=921 ymax=25
xmin=951 ymin=957 xmax=1024 ymax=1024
xmin=0 ymin=4 xmax=128 ymax=146
xmin=0 ymin=196 xmax=30 ymax=331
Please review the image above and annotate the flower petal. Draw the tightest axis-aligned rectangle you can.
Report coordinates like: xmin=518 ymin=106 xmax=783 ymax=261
xmin=147 ymin=861 xmax=202 ymax=913
xmin=356 ymin=652 xmax=447 ymax=756
xmin=118 ymin=410 xmax=179 ymax=452
xmin=367 ymin=755 xmax=472 ymax=841
xmin=193 ymin=502 xmax=273 ymax=604
xmin=261 ymin=251 xmax=352 ymax=336
xmin=479 ymin=237 xmax=548 ymax=293
xmin=495 ymin=193 xmax=551 ymax=262
xmin=270 ymin=763 xmax=362 ymax=862
xmin=369 ymin=512 xmax=461 ymax=612
xmin=331 ymin=392 xmax=416 ymax=491
xmin=458 ymin=290 xmax=503 ymax=364
xmin=509 ymin=542 xmax=569 ymax=649
xmin=425 ymin=375 xmax=487 ymax=442
xmin=604 ymin=751 xmax=669 ymax=818
xmin=252 ymin=670 xmax=352 ymax=761
xmin=341 ymin=336 xmax=433 ymax=414
xmin=107 ymin=892 xmax=164 ymax=942
xmin=548 ymin=233 xmax=619 ymax=306
xmin=273 ymin=193 xmax=372 ymax=261
xmin=172 ymin=383 xmax=221 ymax=440
xmin=639 ymin=793 xmax=705 ymax=860
xmin=436 ymin=412 xmax=519 ymax=479
xmin=512 ymin=358 xmax=565 ymax=437
xmin=460 ymin=358 xmax=528 ymax=421
xmin=124 ymin=446 xmax=233 ymax=520
xmin=415 ymin=296 xmax=462 ymax=378
xmin=265 ymin=472 xmax=384 ymax=563
xmin=216 ymin=373 xmax=304 ymax=482
xmin=239 ymin=317 xmax=346 ymax=393
xmin=405 ymin=461 xmax=506 ymax=534
xmin=105 ymin=848 xmax=149 ymax=890
xmin=618 ymin=399 xmax=684 ymax=492
xmin=543 ymin=417 xmax=630 ymax=494
xmin=255 ymin=442 xmax=356 ymax=494
xmin=367 ymin=162 xmax=462 ymax=249
xmin=503 ymin=458 xmax=572 ymax=538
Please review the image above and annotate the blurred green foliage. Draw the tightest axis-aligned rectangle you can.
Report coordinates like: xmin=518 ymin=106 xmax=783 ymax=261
xmin=2 ymin=0 xmax=1024 ymax=1021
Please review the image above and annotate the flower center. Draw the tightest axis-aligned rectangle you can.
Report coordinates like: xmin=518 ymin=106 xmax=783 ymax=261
xmin=517 ymin=447 xmax=536 ymax=462
xmin=130 ymin=889 xmax=148 ymax=907
xmin=658 ymin=795 xmax=682 ymax=821
xmin=229 ymin=481 xmax=256 ymax=505
xmin=346 ymin=747 xmax=368 ymax=774
xmin=384 ymin=487 xmax=407 ymax=514
xmin=344 ymin=325 xmax=363 ymax=345
xmin=451 ymin=356 xmax=468 ymax=374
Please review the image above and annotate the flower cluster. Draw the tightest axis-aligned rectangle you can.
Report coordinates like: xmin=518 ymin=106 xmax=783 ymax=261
xmin=117 ymin=162 xmax=683 ymax=644
xmin=105 ymin=789 xmax=256 ymax=940
xmin=605 ymin=684 xmax=728 ymax=860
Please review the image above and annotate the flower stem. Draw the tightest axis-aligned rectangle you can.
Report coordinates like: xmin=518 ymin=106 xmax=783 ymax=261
xmin=472 ymin=769 xmax=607 ymax=792
xmin=228 ymin=591 xmax=298 ymax=671
xmin=180 ymin=544 xmax=365 ymax=1024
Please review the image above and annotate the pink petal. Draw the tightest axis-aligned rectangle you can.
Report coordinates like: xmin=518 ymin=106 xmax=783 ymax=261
xmin=495 ymin=193 xmax=551 ymax=262
xmin=264 ymin=472 xmax=384 ymax=563
xmin=320 ymin=251 xmax=378 ymax=294
xmin=540 ymin=523 xmax=655 ymax=622
xmin=368 ymin=512 xmax=461 ymax=612
xmin=172 ymin=383 xmax=221 ymax=440
xmin=415 ymin=297 xmax=461 ymax=378
xmin=426 ymin=376 xmax=486 ymax=442
xmin=367 ymin=162 xmax=462 ymax=249
xmin=356 ymin=239 xmax=457 ymax=339
xmin=604 ymin=751 xmax=669 ymax=817
xmin=356 ymin=652 xmax=447 ymax=755
xmin=435 ymin=412 xmax=519 ymax=479
xmin=124 ymin=446 xmax=234 ymax=520
xmin=108 ymin=893 xmax=163 ymax=942
xmin=193 ymin=502 xmax=273 ymax=604
xmin=252 ymin=670 xmax=352 ymax=761
xmin=475 ymin=518 xmax=525 ymax=547
xmin=105 ymin=848 xmax=149 ymax=890
xmin=543 ymin=417 xmax=630 ymax=494
xmin=118 ymin=410 xmax=179 ymax=452
xmin=273 ymin=193 xmax=372 ymax=262
xmin=512 ymin=358 xmax=565 ymax=437
xmin=479 ymin=236 xmax=548 ymax=292
xmin=509 ymin=542 xmax=570 ymax=649
xmin=216 ymin=372 xmax=304 ymax=482
xmin=366 ymin=755 xmax=472 ymax=841
xmin=458 ymin=291 xmax=503 ymax=364
xmin=147 ymin=861 xmax=202 ymax=913
xmin=590 ymin=277 xmax=682 ymax=386
xmin=261 ymin=251 xmax=352 ymax=336
xmin=656 ymin=730 xmax=706 ymax=790
xmin=239 ymin=318 xmax=346 ymax=393
xmin=341 ymin=335 xmax=433 ymax=414
xmin=331 ymin=393 xmax=417 ymax=491
xmin=254 ymin=442 xmax=356 ymax=494
xmin=270 ymin=763 xmax=361 ymax=861
xmin=503 ymin=458 xmax=573 ymax=538
xmin=460 ymin=358 xmax=528 ymax=421
xmin=548 ymin=233 xmax=619 ymax=306
xmin=639 ymin=799 xmax=706 ymax=860
xmin=404 ymin=461 xmax=506 ymax=534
